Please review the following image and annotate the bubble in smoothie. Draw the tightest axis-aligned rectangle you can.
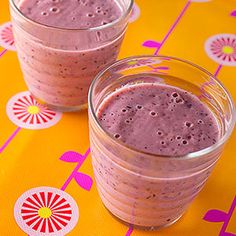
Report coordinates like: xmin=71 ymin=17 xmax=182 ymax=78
xmin=50 ymin=7 xmax=60 ymax=13
xmin=136 ymin=105 xmax=143 ymax=110
xmin=114 ymin=133 xmax=121 ymax=139
xmin=175 ymin=98 xmax=184 ymax=104
xmin=41 ymin=11 xmax=48 ymax=16
xmin=185 ymin=121 xmax=193 ymax=128
xmin=87 ymin=13 xmax=94 ymax=17
xmin=150 ymin=111 xmax=157 ymax=117
xmin=171 ymin=92 xmax=179 ymax=98
xmin=157 ymin=130 xmax=164 ymax=136
xmin=125 ymin=119 xmax=131 ymax=124
xmin=198 ymin=119 xmax=204 ymax=124
xmin=182 ymin=140 xmax=188 ymax=145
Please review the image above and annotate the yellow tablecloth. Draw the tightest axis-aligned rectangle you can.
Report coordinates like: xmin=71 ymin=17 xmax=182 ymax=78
xmin=0 ymin=0 xmax=236 ymax=235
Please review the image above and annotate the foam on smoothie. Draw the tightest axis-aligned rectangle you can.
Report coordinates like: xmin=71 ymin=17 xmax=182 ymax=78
xmin=19 ymin=0 xmax=122 ymax=29
xmin=98 ymin=83 xmax=220 ymax=156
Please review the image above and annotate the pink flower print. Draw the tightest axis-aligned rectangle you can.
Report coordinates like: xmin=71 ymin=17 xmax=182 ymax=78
xmin=14 ymin=187 xmax=79 ymax=236
xmin=7 ymin=91 xmax=62 ymax=129
xmin=0 ymin=22 xmax=16 ymax=51
xmin=205 ymin=34 xmax=236 ymax=66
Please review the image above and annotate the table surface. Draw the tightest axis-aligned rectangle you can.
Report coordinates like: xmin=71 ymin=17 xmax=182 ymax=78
xmin=0 ymin=0 xmax=236 ymax=235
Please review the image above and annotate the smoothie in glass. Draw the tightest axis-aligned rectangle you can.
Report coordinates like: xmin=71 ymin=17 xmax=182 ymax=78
xmin=10 ymin=0 xmax=133 ymax=111
xmin=94 ymin=83 xmax=219 ymax=226
xmin=89 ymin=56 xmax=235 ymax=229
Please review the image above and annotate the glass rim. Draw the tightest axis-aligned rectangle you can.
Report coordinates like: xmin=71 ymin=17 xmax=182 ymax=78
xmin=88 ymin=55 xmax=236 ymax=160
xmin=9 ymin=0 xmax=134 ymax=32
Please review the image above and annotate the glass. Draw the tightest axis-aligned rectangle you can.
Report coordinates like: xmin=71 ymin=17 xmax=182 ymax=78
xmin=88 ymin=55 xmax=235 ymax=229
xmin=9 ymin=0 xmax=133 ymax=112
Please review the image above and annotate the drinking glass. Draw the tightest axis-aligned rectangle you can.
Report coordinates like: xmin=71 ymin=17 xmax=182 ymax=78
xmin=88 ymin=55 xmax=235 ymax=229
xmin=10 ymin=0 xmax=133 ymax=111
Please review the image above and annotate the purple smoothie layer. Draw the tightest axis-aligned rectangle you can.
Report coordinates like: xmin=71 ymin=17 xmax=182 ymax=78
xmin=98 ymin=83 xmax=220 ymax=156
xmin=19 ymin=0 xmax=122 ymax=29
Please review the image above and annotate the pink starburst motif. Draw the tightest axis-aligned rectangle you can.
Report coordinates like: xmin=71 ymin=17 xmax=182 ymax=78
xmin=205 ymin=34 xmax=236 ymax=66
xmin=0 ymin=22 xmax=16 ymax=51
xmin=129 ymin=2 xmax=140 ymax=23
xmin=7 ymin=91 xmax=62 ymax=129
xmin=14 ymin=187 xmax=79 ymax=236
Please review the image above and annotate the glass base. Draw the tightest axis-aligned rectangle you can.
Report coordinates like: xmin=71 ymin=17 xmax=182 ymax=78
xmin=103 ymin=203 xmax=184 ymax=231
xmin=32 ymin=93 xmax=88 ymax=112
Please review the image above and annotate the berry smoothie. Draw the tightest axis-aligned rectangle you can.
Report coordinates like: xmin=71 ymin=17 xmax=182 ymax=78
xmin=98 ymin=83 xmax=219 ymax=156
xmin=91 ymin=82 xmax=220 ymax=227
xmin=11 ymin=0 xmax=129 ymax=110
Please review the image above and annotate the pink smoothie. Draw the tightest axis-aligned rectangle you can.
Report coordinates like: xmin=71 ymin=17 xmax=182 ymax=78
xmin=98 ymin=83 xmax=219 ymax=156
xmin=19 ymin=0 xmax=122 ymax=29
xmin=91 ymin=83 xmax=220 ymax=227
xmin=15 ymin=0 xmax=124 ymax=109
